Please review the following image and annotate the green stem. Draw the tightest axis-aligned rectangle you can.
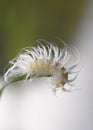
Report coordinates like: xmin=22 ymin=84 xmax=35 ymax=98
xmin=0 ymin=82 xmax=11 ymax=98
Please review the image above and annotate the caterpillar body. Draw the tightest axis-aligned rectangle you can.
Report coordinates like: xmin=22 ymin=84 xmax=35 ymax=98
xmin=4 ymin=39 xmax=80 ymax=91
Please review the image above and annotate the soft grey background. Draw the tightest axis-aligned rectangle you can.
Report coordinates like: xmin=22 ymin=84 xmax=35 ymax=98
xmin=0 ymin=1 xmax=93 ymax=130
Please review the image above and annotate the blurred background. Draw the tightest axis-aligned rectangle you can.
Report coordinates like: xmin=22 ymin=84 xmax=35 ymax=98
xmin=1 ymin=1 xmax=93 ymax=130
xmin=0 ymin=0 xmax=85 ymax=74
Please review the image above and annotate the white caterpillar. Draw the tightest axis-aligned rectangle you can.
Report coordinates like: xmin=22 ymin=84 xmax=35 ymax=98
xmin=4 ymin=39 xmax=80 ymax=91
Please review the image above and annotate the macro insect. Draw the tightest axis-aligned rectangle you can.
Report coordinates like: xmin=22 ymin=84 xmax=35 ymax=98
xmin=4 ymin=39 xmax=80 ymax=90
xmin=0 ymin=39 xmax=80 ymax=95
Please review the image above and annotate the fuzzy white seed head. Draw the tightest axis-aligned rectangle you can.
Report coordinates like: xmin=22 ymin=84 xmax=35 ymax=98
xmin=4 ymin=39 xmax=80 ymax=91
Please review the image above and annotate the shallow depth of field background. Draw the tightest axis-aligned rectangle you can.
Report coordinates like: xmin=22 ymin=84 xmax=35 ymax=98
xmin=0 ymin=1 xmax=93 ymax=130
xmin=0 ymin=0 xmax=84 ymax=74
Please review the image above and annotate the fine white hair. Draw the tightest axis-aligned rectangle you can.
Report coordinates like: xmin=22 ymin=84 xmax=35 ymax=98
xmin=4 ymin=39 xmax=80 ymax=91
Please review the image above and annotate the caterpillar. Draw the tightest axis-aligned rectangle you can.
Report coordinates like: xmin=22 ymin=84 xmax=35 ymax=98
xmin=4 ymin=39 xmax=80 ymax=91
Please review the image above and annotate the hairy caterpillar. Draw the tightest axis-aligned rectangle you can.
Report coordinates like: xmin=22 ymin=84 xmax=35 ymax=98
xmin=4 ymin=39 xmax=80 ymax=92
